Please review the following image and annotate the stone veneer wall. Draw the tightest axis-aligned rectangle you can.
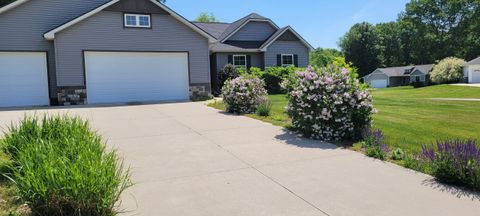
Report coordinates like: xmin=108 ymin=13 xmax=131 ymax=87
xmin=57 ymin=87 xmax=87 ymax=106
xmin=189 ymin=83 xmax=212 ymax=100
xmin=55 ymin=83 xmax=211 ymax=106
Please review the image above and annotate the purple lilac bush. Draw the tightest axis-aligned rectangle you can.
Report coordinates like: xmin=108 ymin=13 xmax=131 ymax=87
xmin=422 ymin=139 xmax=480 ymax=190
xmin=221 ymin=76 xmax=268 ymax=114
xmin=285 ymin=66 xmax=374 ymax=141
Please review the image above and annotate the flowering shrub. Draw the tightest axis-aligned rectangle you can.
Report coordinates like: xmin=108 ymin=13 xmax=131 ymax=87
xmin=430 ymin=57 xmax=466 ymax=84
xmin=222 ymin=76 xmax=268 ymax=114
xmin=421 ymin=139 xmax=480 ymax=191
xmin=285 ymin=66 xmax=374 ymax=141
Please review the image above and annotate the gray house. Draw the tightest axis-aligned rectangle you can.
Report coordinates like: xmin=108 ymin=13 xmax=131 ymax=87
xmin=0 ymin=0 xmax=313 ymax=108
xmin=363 ymin=64 xmax=434 ymax=88
xmin=194 ymin=13 xmax=313 ymax=93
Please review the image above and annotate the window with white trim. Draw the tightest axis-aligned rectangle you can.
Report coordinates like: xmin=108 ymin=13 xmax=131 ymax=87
xmin=124 ymin=14 xmax=151 ymax=28
xmin=233 ymin=55 xmax=247 ymax=67
xmin=281 ymin=54 xmax=294 ymax=66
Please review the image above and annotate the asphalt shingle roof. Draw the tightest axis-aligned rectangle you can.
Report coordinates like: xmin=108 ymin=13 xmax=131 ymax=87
xmin=377 ymin=64 xmax=434 ymax=77
xmin=467 ymin=57 xmax=480 ymax=65
xmin=192 ymin=22 xmax=230 ymax=39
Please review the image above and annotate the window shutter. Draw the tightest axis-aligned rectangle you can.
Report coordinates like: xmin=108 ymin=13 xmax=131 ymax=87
xmin=228 ymin=55 xmax=233 ymax=64
xmin=294 ymin=54 xmax=299 ymax=67
xmin=246 ymin=55 xmax=252 ymax=68
xmin=276 ymin=54 xmax=281 ymax=66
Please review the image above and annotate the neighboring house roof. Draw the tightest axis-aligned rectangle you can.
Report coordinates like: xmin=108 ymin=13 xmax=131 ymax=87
xmin=367 ymin=64 xmax=434 ymax=78
xmin=467 ymin=57 xmax=480 ymax=65
xmin=259 ymin=26 xmax=314 ymax=51
xmin=218 ymin=13 xmax=279 ymax=42
xmin=193 ymin=22 xmax=230 ymax=39
xmin=41 ymin=0 xmax=216 ymax=42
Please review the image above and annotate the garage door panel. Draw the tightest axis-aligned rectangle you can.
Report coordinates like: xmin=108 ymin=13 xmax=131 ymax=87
xmin=0 ymin=52 xmax=50 ymax=107
xmin=472 ymin=71 xmax=480 ymax=83
xmin=370 ymin=79 xmax=387 ymax=88
xmin=85 ymin=52 xmax=189 ymax=104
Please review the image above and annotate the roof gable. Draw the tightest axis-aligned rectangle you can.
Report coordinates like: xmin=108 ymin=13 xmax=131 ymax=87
xmin=260 ymin=26 xmax=314 ymax=51
xmin=467 ymin=57 xmax=480 ymax=65
xmin=41 ymin=0 xmax=215 ymax=42
xmin=218 ymin=13 xmax=279 ymax=42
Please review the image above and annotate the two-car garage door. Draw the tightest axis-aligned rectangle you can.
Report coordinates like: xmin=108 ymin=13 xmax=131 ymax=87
xmin=370 ymin=79 xmax=388 ymax=88
xmin=0 ymin=52 xmax=50 ymax=108
xmin=84 ymin=51 xmax=190 ymax=104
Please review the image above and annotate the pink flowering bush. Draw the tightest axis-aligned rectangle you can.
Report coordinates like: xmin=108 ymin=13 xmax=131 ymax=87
xmin=285 ymin=66 xmax=374 ymax=141
xmin=222 ymin=76 xmax=268 ymax=114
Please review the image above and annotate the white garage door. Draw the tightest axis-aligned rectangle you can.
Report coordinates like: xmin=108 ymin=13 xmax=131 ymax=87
xmin=370 ymin=79 xmax=388 ymax=88
xmin=0 ymin=52 xmax=50 ymax=108
xmin=84 ymin=52 xmax=189 ymax=104
xmin=472 ymin=70 xmax=480 ymax=83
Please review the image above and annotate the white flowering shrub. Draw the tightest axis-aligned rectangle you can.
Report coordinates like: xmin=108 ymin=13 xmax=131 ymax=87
xmin=430 ymin=57 xmax=466 ymax=84
xmin=285 ymin=66 xmax=374 ymax=141
xmin=222 ymin=76 xmax=268 ymax=114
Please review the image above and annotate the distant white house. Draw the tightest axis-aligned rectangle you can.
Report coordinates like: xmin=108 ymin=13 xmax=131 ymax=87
xmin=464 ymin=57 xmax=480 ymax=83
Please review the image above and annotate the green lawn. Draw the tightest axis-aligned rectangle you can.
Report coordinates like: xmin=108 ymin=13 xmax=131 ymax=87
xmin=209 ymin=85 xmax=480 ymax=153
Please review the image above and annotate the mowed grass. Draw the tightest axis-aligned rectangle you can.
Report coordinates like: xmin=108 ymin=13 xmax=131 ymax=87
xmin=371 ymin=85 xmax=480 ymax=153
xmin=209 ymin=85 xmax=480 ymax=153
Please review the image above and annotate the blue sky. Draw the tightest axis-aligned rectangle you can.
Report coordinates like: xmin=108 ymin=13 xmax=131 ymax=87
xmin=167 ymin=0 xmax=410 ymax=49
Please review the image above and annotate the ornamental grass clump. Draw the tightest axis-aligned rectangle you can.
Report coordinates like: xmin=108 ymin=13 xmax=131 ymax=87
xmin=222 ymin=76 xmax=268 ymax=114
xmin=285 ymin=66 xmax=374 ymax=141
xmin=421 ymin=139 xmax=480 ymax=191
xmin=1 ymin=115 xmax=131 ymax=216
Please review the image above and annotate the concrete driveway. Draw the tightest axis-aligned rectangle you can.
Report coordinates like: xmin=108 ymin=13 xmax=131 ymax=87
xmin=0 ymin=102 xmax=479 ymax=216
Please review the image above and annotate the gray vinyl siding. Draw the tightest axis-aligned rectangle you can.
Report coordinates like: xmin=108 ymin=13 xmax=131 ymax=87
xmin=410 ymin=70 xmax=426 ymax=83
xmin=0 ymin=0 xmax=110 ymax=98
xmin=215 ymin=53 xmax=264 ymax=73
xmin=228 ymin=21 xmax=276 ymax=41
xmin=54 ymin=10 xmax=210 ymax=86
xmin=264 ymin=40 xmax=309 ymax=67
xmin=104 ymin=0 xmax=169 ymax=14
xmin=365 ymin=73 xmax=389 ymax=83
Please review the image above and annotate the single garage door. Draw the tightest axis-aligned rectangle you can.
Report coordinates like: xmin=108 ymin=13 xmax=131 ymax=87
xmin=472 ymin=70 xmax=480 ymax=83
xmin=0 ymin=52 xmax=50 ymax=108
xmin=84 ymin=52 xmax=189 ymax=104
xmin=370 ymin=79 xmax=387 ymax=88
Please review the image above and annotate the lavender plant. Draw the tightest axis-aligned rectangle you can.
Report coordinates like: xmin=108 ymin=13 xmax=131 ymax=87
xmin=221 ymin=76 xmax=268 ymax=114
xmin=421 ymin=139 xmax=480 ymax=191
xmin=362 ymin=128 xmax=389 ymax=160
xmin=285 ymin=66 xmax=374 ymax=141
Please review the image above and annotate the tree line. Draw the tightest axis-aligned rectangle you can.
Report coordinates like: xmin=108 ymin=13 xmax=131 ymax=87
xmin=338 ymin=0 xmax=480 ymax=77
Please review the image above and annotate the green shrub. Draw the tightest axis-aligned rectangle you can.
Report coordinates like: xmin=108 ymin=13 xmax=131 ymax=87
xmin=391 ymin=148 xmax=405 ymax=160
xmin=411 ymin=81 xmax=425 ymax=88
xmin=250 ymin=66 xmax=301 ymax=94
xmin=430 ymin=57 xmax=466 ymax=84
xmin=1 ymin=115 xmax=131 ymax=216
xmin=403 ymin=154 xmax=425 ymax=172
xmin=256 ymin=100 xmax=272 ymax=116
xmin=216 ymin=64 xmax=240 ymax=94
